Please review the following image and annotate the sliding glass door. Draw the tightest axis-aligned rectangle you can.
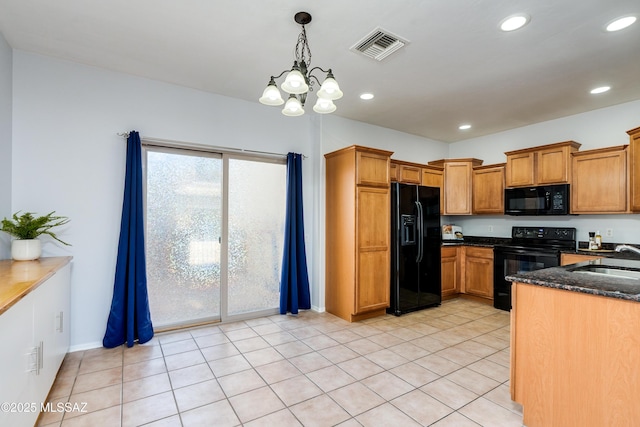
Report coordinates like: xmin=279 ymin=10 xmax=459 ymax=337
xmin=144 ymin=146 xmax=285 ymax=329
xmin=227 ymin=157 xmax=286 ymax=316
xmin=145 ymin=148 xmax=222 ymax=328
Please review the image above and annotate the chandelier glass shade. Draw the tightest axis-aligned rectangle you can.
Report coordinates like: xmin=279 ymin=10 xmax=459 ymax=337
xmin=258 ymin=78 xmax=285 ymax=106
xmin=282 ymin=94 xmax=305 ymax=117
xmin=281 ymin=66 xmax=309 ymax=94
xmin=313 ymin=97 xmax=336 ymax=114
xmin=259 ymin=12 xmax=342 ymax=116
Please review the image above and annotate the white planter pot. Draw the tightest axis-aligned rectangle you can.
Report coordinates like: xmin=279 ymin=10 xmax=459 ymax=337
xmin=11 ymin=239 xmax=42 ymax=261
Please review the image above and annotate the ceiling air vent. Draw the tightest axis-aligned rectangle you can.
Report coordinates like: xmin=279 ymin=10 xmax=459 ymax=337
xmin=351 ymin=28 xmax=408 ymax=61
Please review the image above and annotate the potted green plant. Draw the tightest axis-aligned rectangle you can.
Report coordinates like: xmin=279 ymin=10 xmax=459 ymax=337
xmin=1 ymin=211 xmax=71 ymax=260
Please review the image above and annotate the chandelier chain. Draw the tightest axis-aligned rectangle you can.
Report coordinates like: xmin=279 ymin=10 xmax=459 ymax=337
xmin=295 ymin=25 xmax=312 ymax=69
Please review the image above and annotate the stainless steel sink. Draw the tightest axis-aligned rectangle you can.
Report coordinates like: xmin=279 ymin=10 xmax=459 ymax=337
xmin=571 ymin=265 xmax=640 ymax=280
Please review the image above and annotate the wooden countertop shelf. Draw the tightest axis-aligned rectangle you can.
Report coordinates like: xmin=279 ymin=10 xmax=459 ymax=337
xmin=0 ymin=256 xmax=72 ymax=315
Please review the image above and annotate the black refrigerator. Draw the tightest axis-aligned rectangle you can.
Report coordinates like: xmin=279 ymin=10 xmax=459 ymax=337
xmin=388 ymin=183 xmax=441 ymax=316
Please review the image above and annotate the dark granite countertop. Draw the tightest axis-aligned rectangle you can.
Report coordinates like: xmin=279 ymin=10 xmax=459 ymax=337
xmin=441 ymin=236 xmax=510 ymax=248
xmin=442 ymin=237 xmax=640 ymax=261
xmin=570 ymin=241 xmax=640 ymax=260
xmin=506 ymin=257 xmax=640 ymax=303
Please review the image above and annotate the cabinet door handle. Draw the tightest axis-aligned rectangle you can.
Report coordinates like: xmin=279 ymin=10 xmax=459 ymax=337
xmin=25 ymin=342 xmax=43 ymax=375
xmin=25 ymin=346 xmax=39 ymax=373
xmin=38 ymin=341 xmax=43 ymax=373
xmin=56 ymin=311 xmax=64 ymax=333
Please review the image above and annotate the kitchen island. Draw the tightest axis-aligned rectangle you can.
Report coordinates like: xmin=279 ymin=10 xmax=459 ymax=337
xmin=507 ymin=258 xmax=640 ymax=427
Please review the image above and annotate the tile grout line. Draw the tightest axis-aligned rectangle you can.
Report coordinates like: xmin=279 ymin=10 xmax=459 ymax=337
xmin=48 ymin=300 xmax=521 ymax=426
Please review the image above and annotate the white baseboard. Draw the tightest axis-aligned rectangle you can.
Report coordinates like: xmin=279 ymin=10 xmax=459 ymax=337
xmin=69 ymin=341 xmax=103 ymax=353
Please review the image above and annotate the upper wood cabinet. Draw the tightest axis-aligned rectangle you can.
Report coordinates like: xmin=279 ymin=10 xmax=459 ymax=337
xmin=390 ymin=160 xmax=444 ymax=212
xmin=628 ymin=126 xmax=640 ymax=212
xmin=429 ymin=158 xmax=483 ymax=215
xmin=390 ymin=161 xmax=398 ymax=182
xmin=472 ymin=163 xmax=505 ymax=214
xmin=398 ymin=163 xmax=422 ymax=184
xmin=357 ymin=149 xmax=392 ymax=187
xmin=505 ymin=141 xmax=581 ymax=187
xmin=325 ymin=145 xmax=392 ymax=322
xmin=390 ymin=160 xmax=422 ymax=184
xmin=571 ymin=145 xmax=628 ymax=214
xmin=505 ymin=151 xmax=535 ymax=187
xmin=421 ymin=165 xmax=444 ymax=214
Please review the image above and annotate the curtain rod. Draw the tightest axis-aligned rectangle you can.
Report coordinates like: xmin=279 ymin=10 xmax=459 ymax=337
xmin=117 ymin=132 xmax=306 ymax=159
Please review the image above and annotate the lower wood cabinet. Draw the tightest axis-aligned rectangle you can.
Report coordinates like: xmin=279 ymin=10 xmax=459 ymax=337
xmin=355 ymin=186 xmax=391 ymax=315
xmin=560 ymin=253 xmax=603 ymax=266
xmin=440 ymin=245 xmax=494 ymax=302
xmin=441 ymin=246 xmax=460 ymax=298
xmin=462 ymin=246 xmax=494 ymax=300
xmin=511 ymin=282 xmax=640 ymax=426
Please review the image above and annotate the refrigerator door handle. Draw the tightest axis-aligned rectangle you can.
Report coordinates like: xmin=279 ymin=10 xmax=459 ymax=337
xmin=415 ymin=200 xmax=423 ymax=263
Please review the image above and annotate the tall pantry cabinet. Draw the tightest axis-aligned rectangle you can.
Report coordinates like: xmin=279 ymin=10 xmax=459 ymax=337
xmin=325 ymin=146 xmax=392 ymax=322
xmin=628 ymin=126 xmax=640 ymax=212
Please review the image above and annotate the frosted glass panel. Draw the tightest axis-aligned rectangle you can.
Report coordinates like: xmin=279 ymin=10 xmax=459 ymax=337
xmin=146 ymin=150 xmax=222 ymax=327
xmin=228 ymin=159 xmax=286 ymax=315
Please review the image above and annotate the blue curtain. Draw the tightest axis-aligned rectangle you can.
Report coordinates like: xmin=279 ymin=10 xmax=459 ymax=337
xmin=279 ymin=153 xmax=311 ymax=314
xmin=103 ymin=131 xmax=154 ymax=348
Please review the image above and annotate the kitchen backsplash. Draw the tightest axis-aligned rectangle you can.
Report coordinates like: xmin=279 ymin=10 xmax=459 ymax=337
xmin=446 ymin=215 xmax=640 ymax=246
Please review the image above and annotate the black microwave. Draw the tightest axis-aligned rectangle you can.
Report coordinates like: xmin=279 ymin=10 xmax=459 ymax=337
xmin=504 ymin=184 xmax=570 ymax=215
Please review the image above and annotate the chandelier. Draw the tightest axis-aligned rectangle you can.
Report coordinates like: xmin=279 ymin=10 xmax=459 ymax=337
xmin=259 ymin=11 xmax=343 ymax=116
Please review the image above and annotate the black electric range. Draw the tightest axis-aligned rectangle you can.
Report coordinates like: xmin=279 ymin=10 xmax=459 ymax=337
xmin=493 ymin=226 xmax=576 ymax=311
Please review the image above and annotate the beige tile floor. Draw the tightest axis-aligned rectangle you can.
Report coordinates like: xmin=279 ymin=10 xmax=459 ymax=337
xmin=37 ymin=298 xmax=523 ymax=427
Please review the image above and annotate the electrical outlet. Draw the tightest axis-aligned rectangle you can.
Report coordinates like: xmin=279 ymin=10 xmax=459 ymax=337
xmin=488 ymin=225 xmax=494 ymax=232
xmin=606 ymin=228 xmax=613 ymax=238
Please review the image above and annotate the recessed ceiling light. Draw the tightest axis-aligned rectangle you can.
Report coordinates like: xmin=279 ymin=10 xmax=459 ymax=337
xmin=360 ymin=93 xmax=374 ymax=100
xmin=606 ymin=15 xmax=637 ymax=32
xmin=590 ymin=86 xmax=611 ymax=94
xmin=459 ymin=124 xmax=472 ymax=130
xmin=499 ymin=14 xmax=530 ymax=32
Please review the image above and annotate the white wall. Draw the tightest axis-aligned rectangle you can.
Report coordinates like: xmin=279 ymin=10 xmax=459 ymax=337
xmin=10 ymin=48 xmax=640 ymax=350
xmin=0 ymin=33 xmax=11 ymax=260
xmin=448 ymin=101 xmax=640 ymax=163
xmin=12 ymin=51 xmax=315 ymax=350
xmin=447 ymin=100 xmax=640 ymax=243
xmin=320 ymin=115 xmax=449 ymax=162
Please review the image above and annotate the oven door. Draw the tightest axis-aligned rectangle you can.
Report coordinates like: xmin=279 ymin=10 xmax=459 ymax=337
xmin=493 ymin=246 xmax=560 ymax=311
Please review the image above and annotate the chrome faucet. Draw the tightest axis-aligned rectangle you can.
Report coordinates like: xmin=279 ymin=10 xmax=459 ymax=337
xmin=614 ymin=244 xmax=640 ymax=255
